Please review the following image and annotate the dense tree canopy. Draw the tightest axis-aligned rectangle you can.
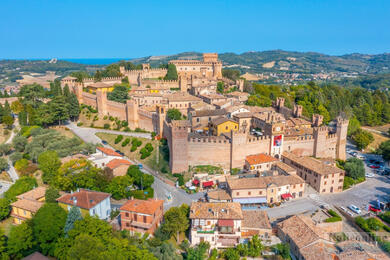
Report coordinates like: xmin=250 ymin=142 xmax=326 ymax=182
xmin=167 ymin=109 xmax=182 ymax=121
xmin=107 ymin=84 xmax=129 ymax=103
xmin=164 ymin=64 xmax=178 ymax=81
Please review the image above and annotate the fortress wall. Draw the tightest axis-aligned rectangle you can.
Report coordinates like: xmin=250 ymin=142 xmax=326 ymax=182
xmin=187 ymin=138 xmax=231 ymax=169
xmin=138 ymin=109 xmax=154 ymax=132
xmin=278 ymin=106 xmax=293 ymax=118
xmin=81 ymin=92 xmax=97 ymax=108
xmin=284 ymin=137 xmax=315 ymax=157
xmin=141 ymin=79 xmax=179 ymax=89
xmin=231 ymin=137 xmax=271 ymax=168
xmin=106 ymin=100 xmax=127 ymax=120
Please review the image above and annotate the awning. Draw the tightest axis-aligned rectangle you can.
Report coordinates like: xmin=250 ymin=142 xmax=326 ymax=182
xmin=218 ymin=219 xmax=234 ymax=227
xmin=202 ymin=181 xmax=214 ymax=188
xmin=281 ymin=193 xmax=293 ymax=199
xmin=233 ymin=197 xmax=267 ymax=204
xmin=192 ymin=179 xmax=200 ymax=185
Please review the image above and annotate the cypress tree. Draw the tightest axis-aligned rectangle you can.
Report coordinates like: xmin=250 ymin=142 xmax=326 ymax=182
xmin=64 ymin=206 xmax=83 ymax=237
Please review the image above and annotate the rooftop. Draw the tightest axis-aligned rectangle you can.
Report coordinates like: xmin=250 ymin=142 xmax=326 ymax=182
xmin=211 ymin=117 xmax=237 ymax=126
xmin=233 ymin=112 xmax=253 ymax=119
xmin=16 ymin=186 xmax=46 ymax=201
xmin=242 ymin=210 xmax=271 ymax=230
xmin=56 ymin=189 xmax=110 ymax=210
xmin=189 ymin=202 xmax=243 ymax=220
xmin=227 ymin=174 xmax=304 ymax=190
xmin=166 ymin=92 xmax=202 ymax=102
xmin=282 ymin=152 xmax=345 ymax=176
xmin=207 ymin=189 xmax=232 ymax=201
xmin=11 ymin=199 xmax=44 ymax=213
xmin=96 ymin=146 xmax=122 ymax=157
xmin=106 ymin=159 xmax=132 ymax=170
xmin=245 ymin=153 xmax=278 ymax=165
xmin=120 ymin=198 xmax=163 ymax=215
xmin=191 ymin=109 xmax=226 ymax=117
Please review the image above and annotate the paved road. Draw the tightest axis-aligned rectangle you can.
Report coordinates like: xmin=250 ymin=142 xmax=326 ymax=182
xmin=66 ymin=122 xmax=151 ymax=144
xmin=0 ymin=181 xmax=12 ymax=198
xmin=5 ymin=120 xmax=19 ymax=182
xmin=66 ymin=122 xmax=201 ymax=210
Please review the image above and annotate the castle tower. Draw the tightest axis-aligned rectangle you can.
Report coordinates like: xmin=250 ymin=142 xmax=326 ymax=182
xmin=126 ymin=100 xmax=139 ymax=129
xmin=96 ymin=90 xmax=107 ymax=116
xmin=230 ymin=130 xmax=249 ymax=169
xmin=179 ymin=76 xmax=188 ymax=92
xmin=313 ymin=126 xmax=328 ymax=158
xmin=312 ymin=114 xmax=324 ymax=127
xmin=142 ymin=64 xmax=151 ymax=71
xmin=119 ymin=66 xmax=126 ymax=75
xmin=169 ymin=122 xmax=189 ymax=173
xmin=336 ymin=116 xmax=349 ymax=160
xmin=276 ymin=97 xmax=285 ymax=110
xmin=155 ymin=105 xmax=166 ymax=138
xmin=293 ymin=104 xmax=303 ymax=118
xmin=213 ymin=62 xmax=223 ymax=79
xmin=74 ymin=83 xmax=84 ymax=104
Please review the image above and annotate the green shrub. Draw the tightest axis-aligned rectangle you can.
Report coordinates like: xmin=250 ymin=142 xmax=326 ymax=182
xmin=122 ymin=121 xmax=128 ymax=127
xmin=114 ymin=135 xmax=123 ymax=144
xmin=140 ymin=148 xmax=151 ymax=159
xmin=367 ymin=218 xmax=383 ymax=231
xmin=325 ymin=216 xmax=342 ymax=223
xmin=103 ymin=123 xmax=110 ymax=129
xmin=379 ymin=212 xmax=390 ymax=224
xmin=173 ymin=174 xmax=184 ymax=186
xmin=77 ymin=122 xmax=83 ymax=127
xmin=109 ymin=116 xmax=114 ymax=121
xmin=122 ymin=138 xmax=130 ymax=147
xmin=103 ymin=115 xmax=108 ymax=120
xmin=145 ymin=143 xmax=153 ymax=152
xmin=130 ymin=145 xmax=137 ymax=152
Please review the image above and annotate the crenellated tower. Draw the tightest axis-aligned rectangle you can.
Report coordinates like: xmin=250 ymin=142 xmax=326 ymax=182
xmin=169 ymin=121 xmax=190 ymax=173
xmin=313 ymin=126 xmax=329 ymax=158
xmin=336 ymin=116 xmax=349 ymax=160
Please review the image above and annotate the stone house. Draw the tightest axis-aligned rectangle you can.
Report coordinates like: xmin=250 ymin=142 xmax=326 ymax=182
xmin=244 ymin=153 xmax=278 ymax=172
xmin=209 ymin=117 xmax=239 ymax=136
xmin=89 ymin=147 xmax=123 ymax=169
xmin=105 ymin=158 xmax=132 ymax=177
xmin=11 ymin=187 xmax=46 ymax=224
xmin=241 ymin=210 xmax=272 ymax=240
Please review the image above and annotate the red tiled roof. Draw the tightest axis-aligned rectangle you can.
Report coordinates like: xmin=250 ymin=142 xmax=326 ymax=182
xmin=56 ymin=189 xmax=110 ymax=210
xmin=203 ymin=181 xmax=214 ymax=188
xmin=120 ymin=198 xmax=163 ymax=215
xmin=218 ymin=219 xmax=234 ymax=226
xmin=106 ymin=159 xmax=131 ymax=170
xmin=96 ymin=146 xmax=121 ymax=157
xmin=245 ymin=153 xmax=277 ymax=165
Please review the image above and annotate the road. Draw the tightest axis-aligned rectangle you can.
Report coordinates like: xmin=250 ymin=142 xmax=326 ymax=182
xmin=66 ymin=122 xmax=151 ymax=144
xmin=66 ymin=122 xmax=201 ymax=210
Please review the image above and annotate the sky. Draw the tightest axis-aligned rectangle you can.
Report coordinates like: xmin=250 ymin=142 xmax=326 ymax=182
xmin=0 ymin=0 xmax=389 ymax=59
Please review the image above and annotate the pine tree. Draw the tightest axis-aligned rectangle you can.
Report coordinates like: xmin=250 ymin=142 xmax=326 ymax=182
xmin=64 ymin=206 xmax=83 ymax=237
xmin=63 ymin=84 xmax=71 ymax=97
xmin=67 ymin=93 xmax=80 ymax=120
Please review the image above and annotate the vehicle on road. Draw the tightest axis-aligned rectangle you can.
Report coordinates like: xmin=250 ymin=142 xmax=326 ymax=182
xmin=365 ymin=173 xmax=375 ymax=178
xmin=348 ymin=204 xmax=361 ymax=214
xmin=356 ymin=155 xmax=364 ymax=160
xmin=351 ymin=152 xmax=358 ymax=157
xmin=369 ymin=164 xmax=380 ymax=169
xmin=102 ymin=140 xmax=108 ymax=145
xmin=368 ymin=205 xmax=382 ymax=213
xmin=138 ymin=164 xmax=143 ymax=169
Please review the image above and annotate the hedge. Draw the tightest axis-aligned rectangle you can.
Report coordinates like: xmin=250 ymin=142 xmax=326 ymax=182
xmin=114 ymin=135 xmax=123 ymax=144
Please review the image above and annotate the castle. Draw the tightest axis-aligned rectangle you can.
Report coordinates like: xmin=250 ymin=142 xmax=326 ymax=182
xmin=61 ymin=53 xmax=348 ymax=174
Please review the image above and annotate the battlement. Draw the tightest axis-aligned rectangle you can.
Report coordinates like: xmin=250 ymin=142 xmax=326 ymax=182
xmin=124 ymin=68 xmax=167 ymax=74
xmin=314 ymin=126 xmax=329 ymax=133
xmin=247 ymin=135 xmax=271 ymax=142
xmin=169 ymin=60 xmax=222 ymax=66
xmin=142 ymin=79 xmax=178 ymax=84
xmin=188 ymin=136 xmax=230 ymax=144
xmin=138 ymin=109 xmax=154 ymax=118
xmin=327 ymin=133 xmax=337 ymax=139
xmin=83 ymin=77 xmax=123 ymax=83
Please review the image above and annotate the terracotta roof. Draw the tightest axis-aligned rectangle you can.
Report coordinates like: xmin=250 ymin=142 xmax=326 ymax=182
xmin=56 ymin=189 xmax=110 ymax=210
xmin=22 ymin=252 xmax=49 ymax=260
xmin=299 ymin=240 xmax=337 ymax=260
xmin=166 ymin=92 xmax=201 ymax=102
xmin=274 ymin=161 xmax=296 ymax=174
xmin=62 ymin=76 xmax=77 ymax=80
xmin=227 ymin=175 xmax=304 ymax=190
xmin=242 ymin=210 xmax=271 ymax=230
xmin=336 ymin=240 xmax=390 ymax=260
xmin=120 ymin=198 xmax=163 ymax=215
xmin=16 ymin=187 xmax=46 ymax=201
xmin=96 ymin=146 xmax=122 ymax=157
xmin=207 ymin=189 xmax=232 ymax=201
xmin=191 ymin=109 xmax=226 ymax=117
xmin=282 ymin=152 xmax=345 ymax=176
xmin=11 ymin=199 xmax=43 ymax=213
xmin=106 ymin=159 xmax=132 ymax=170
xmin=226 ymin=91 xmax=250 ymax=97
xmin=288 ymin=117 xmax=311 ymax=127
xmin=233 ymin=112 xmax=253 ymax=118
xmin=277 ymin=215 xmax=329 ymax=249
xmin=189 ymin=202 xmax=243 ymax=220
xmin=246 ymin=153 xmax=277 ymax=166
xmin=211 ymin=117 xmax=237 ymax=126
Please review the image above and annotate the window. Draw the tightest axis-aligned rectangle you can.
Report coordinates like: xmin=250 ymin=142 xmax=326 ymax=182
xmin=226 ymin=126 xmax=228 ymax=130
xmin=207 ymin=221 xmax=211 ymax=225
xmin=23 ymin=210 xmax=26 ymax=216
xmin=332 ymin=180 xmax=334 ymax=184
xmin=125 ymin=213 xmax=129 ymax=217
xmin=134 ymin=214 xmax=138 ymax=221
xmin=248 ymin=192 xmax=251 ymax=195
xmin=339 ymin=179 xmax=343 ymax=183
xmin=300 ymin=183 xmax=303 ymax=187
xmin=278 ymin=188 xmax=281 ymax=191
xmin=143 ymin=216 xmax=147 ymax=223
xmin=126 ymin=223 xmax=130 ymax=227
xmin=259 ymin=191 xmax=262 ymax=195
xmin=322 ymin=189 xmax=326 ymax=193
xmin=197 ymin=118 xmax=200 ymax=123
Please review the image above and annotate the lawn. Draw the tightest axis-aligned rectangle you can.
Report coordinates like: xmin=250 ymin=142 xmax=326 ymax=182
xmin=361 ymin=126 xmax=389 ymax=152
xmin=95 ymin=133 xmax=173 ymax=180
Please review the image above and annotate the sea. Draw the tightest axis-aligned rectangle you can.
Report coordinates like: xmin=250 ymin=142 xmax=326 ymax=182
xmin=62 ymin=58 xmax=133 ymax=65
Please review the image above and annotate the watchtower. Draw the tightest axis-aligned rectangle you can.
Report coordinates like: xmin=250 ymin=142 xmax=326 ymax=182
xmin=96 ymin=90 xmax=107 ymax=116
xmin=313 ymin=126 xmax=328 ymax=158
xmin=336 ymin=116 xmax=349 ymax=160
xmin=169 ymin=121 xmax=190 ymax=173
xmin=312 ymin=114 xmax=324 ymax=127
xmin=293 ymin=104 xmax=303 ymax=118
xmin=126 ymin=100 xmax=139 ymax=129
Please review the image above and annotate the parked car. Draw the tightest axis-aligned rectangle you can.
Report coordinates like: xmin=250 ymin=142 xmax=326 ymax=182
xmin=351 ymin=152 xmax=358 ymax=157
xmin=348 ymin=204 xmax=361 ymax=214
xmin=369 ymin=164 xmax=380 ymax=169
xmin=340 ymin=206 xmax=347 ymax=212
xmin=365 ymin=173 xmax=375 ymax=178
xmin=368 ymin=205 xmax=382 ymax=213
xmin=356 ymin=155 xmax=364 ymax=160
xmin=102 ymin=140 xmax=108 ymax=145
xmin=138 ymin=164 xmax=143 ymax=169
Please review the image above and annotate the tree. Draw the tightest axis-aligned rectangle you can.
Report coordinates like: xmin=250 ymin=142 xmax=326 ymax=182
xmin=4 ymin=176 xmax=37 ymax=202
xmin=274 ymin=243 xmax=290 ymax=259
xmin=7 ymin=222 xmax=34 ymax=259
xmin=0 ymin=228 xmax=8 ymax=259
xmin=12 ymin=136 xmax=27 ymax=152
xmin=2 ymin=115 xmax=14 ymax=128
xmin=45 ymin=186 xmax=60 ymax=203
xmin=67 ymin=215 xmax=112 ymax=242
xmin=167 ymin=109 xmax=181 ymax=121
xmin=67 ymin=93 xmax=80 ymax=120
xmin=223 ymin=248 xmax=240 ymax=260
xmin=38 ymin=150 xmax=61 ymax=184
xmin=352 ymin=129 xmax=374 ymax=150
xmin=0 ymin=198 xmax=10 ymax=220
xmin=151 ymin=241 xmax=182 ymax=260
xmin=217 ymin=82 xmax=224 ymax=94
xmin=10 ymin=100 xmax=24 ymax=114
xmin=64 ymin=206 xmax=83 ymax=237
xmin=247 ymin=235 xmax=263 ymax=257
xmin=162 ymin=206 xmax=189 ymax=243
xmin=32 ymin=203 xmax=67 ymax=256
xmin=377 ymin=140 xmax=390 ymax=161
xmin=107 ymin=85 xmax=129 ymax=104
xmin=0 ymin=143 xmax=11 ymax=156
xmin=344 ymin=158 xmax=365 ymax=180
xmin=0 ymin=157 xmax=8 ymax=171
xmin=348 ymin=117 xmax=361 ymax=136
xmin=104 ymin=175 xmax=133 ymax=200
xmin=164 ymin=64 xmax=178 ymax=80
xmin=67 ymin=234 xmax=106 ymax=260
xmin=186 ymin=241 xmax=210 ymax=260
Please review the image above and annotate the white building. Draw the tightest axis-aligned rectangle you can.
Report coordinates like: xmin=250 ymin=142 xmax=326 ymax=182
xmin=88 ymin=147 xmax=123 ymax=168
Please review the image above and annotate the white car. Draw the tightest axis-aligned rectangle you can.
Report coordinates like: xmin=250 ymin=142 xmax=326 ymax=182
xmin=348 ymin=204 xmax=361 ymax=214
xmin=365 ymin=173 xmax=375 ymax=178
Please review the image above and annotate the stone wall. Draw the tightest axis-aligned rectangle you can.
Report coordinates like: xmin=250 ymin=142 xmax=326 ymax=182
xmin=106 ymin=100 xmax=127 ymax=120
xmin=81 ymin=92 xmax=97 ymax=108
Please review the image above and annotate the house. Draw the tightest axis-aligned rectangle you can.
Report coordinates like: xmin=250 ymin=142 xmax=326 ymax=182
xmin=120 ymin=198 xmax=164 ymax=234
xmin=282 ymin=152 xmax=345 ymax=194
xmin=244 ymin=153 xmax=278 ymax=172
xmin=11 ymin=187 xmax=46 ymax=224
xmin=189 ymin=202 xmax=243 ymax=248
xmin=188 ymin=109 xmax=226 ymax=130
xmin=227 ymin=174 xmax=305 ymax=205
xmin=209 ymin=117 xmax=239 ymax=136
xmin=22 ymin=252 xmax=50 ymax=260
xmin=225 ymin=91 xmax=250 ymax=103
xmin=89 ymin=147 xmax=122 ymax=168
xmin=206 ymin=189 xmax=232 ymax=202
xmin=57 ymin=189 xmax=111 ymax=219
xmin=241 ymin=210 xmax=272 ymax=240
xmin=105 ymin=159 xmax=132 ymax=177
xmin=232 ymin=112 xmax=252 ymax=132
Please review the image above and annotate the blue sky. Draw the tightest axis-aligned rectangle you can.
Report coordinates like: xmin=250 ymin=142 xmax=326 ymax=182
xmin=0 ymin=0 xmax=389 ymax=59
